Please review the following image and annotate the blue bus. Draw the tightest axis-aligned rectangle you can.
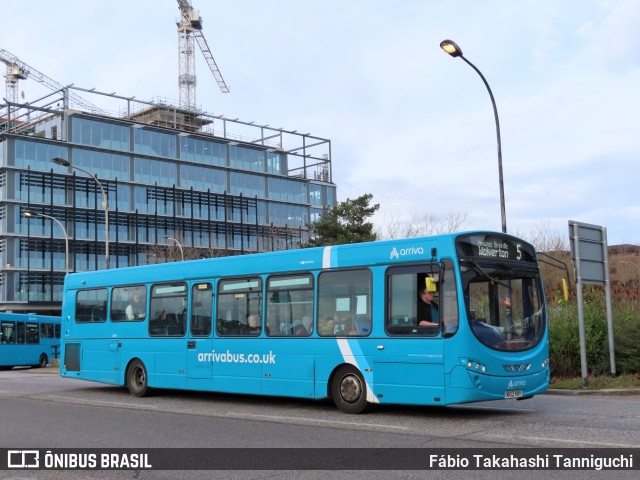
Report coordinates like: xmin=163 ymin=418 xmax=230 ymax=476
xmin=60 ymin=231 xmax=548 ymax=413
xmin=0 ymin=313 xmax=61 ymax=369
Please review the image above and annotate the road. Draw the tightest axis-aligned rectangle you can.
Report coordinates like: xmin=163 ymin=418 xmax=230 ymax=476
xmin=1 ymin=368 xmax=638 ymax=480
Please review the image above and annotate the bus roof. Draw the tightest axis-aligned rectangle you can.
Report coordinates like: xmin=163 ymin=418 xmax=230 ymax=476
xmin=63 ymin=230 xmax=531 ymax=290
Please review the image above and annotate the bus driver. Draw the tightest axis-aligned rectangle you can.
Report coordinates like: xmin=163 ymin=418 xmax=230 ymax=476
xmin=417 ymin=278 xmax=439 ymax=327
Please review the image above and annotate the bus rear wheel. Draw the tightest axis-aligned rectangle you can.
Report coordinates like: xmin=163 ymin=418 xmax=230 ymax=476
xmin=331 ymin=365 xmax=368 ymax=414
xmin=38 ymin=354 xmax=48 ymax=368
xmin=126 ymin=359 xmax=149 ymax=397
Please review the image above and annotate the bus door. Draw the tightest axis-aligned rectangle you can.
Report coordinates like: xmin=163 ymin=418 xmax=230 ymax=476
xmin=187 ymin=283 xmax=214 ymax=387
xmin=376 ymin=265 xmax=446 ymax=405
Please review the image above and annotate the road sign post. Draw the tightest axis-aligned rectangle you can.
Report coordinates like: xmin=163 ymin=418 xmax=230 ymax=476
xmin=568 ymin=221 xmax=616 ymax=388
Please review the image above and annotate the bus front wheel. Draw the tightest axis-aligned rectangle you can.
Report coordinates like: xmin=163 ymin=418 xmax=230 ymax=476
xmin=331 ymin=365 xmax=368 ymax=414
xmin=126 ymin=359 xmax=149 ymax=397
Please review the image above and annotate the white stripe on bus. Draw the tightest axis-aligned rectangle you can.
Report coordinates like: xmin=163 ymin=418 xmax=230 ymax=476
xmin=322 ymin=246 xmax=333 ymax=269
xmin=336 ymin=338 xmax=379 ymax=404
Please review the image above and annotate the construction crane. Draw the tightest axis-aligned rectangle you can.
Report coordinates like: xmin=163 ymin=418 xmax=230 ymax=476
xmin=177 ymin=0 xmax=230 ymax=110
xmin=0 ymin=48 xmax=103 ymax=113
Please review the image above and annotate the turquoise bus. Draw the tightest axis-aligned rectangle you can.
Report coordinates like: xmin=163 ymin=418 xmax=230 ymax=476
xmin=1 ymin=313 xmax=61 ymax=369
xmin=60 ymin=231 xmax=548 ymax=413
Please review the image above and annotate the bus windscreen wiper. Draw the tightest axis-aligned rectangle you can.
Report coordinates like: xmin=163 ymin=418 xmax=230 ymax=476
xmin=462 ymin=259 xmax=512 ymax=291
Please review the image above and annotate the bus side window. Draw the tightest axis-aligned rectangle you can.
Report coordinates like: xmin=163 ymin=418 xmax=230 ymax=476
xmin=1 ymin=322 xmax=15 ymax=344
xmin=191 ymin=283 xmax=213 ymax=337
xmin=16 ymin=322 xmax=25 ymax=344
xmin=76 ymin=288 xmax=109 ymax=323
xmin=317 ymin=269 xmax=372 ymax=337
xmin=385 ymin=265 xmax=441 ymax=336
xmin=216 ymin=277 xmax=262 ymax=337
xmin=148 ymin=283 xmax=187 ymax=337
xmin=26 ymin=323 xmax=39 ymax=344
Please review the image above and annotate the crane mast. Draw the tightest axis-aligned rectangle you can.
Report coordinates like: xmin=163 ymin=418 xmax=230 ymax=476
xmin=177 ymin=0 xmax=229 ymax=111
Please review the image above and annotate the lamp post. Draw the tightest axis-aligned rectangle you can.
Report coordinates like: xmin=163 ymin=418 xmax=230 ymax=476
xmin=440 ymin=39 xmax=507 ymax=233
xmin=165 ymin=236 xmax=184 ymax=262
xmin=52 ymin=157 xmax=110 ymax=269
xmin=25 ymin=211 xmax=69 ymax=274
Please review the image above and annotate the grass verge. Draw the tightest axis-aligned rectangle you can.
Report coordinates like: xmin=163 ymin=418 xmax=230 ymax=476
xmin=550 ymin=374 xmax=640 ymax=390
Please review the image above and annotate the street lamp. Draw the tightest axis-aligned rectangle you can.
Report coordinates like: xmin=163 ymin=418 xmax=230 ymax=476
xmin=52 ymin=157 xmax=110 ymax=269
xmin=24 ymin=211 xmax=69 ymax=274
xmin=440 ymin=39 xmax=507 ymax=233
xmin=165 ymin=236 xmax=184 ymax=262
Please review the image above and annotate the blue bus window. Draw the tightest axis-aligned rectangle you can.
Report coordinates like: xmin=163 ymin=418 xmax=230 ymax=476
xmin=76 ymin=289 xmax=108 ymax=323
xmin=317 ymin=269 xmax=371 ymax=337
xmin=26 ymin=323 xmax=39 ymax=344
xmin=267 ymin=274 xmax=313 ymax=337
xmin=149 ymin=283 xmax=187 ymax=337
xmin=191 ymin=283 xmax=212 ymax=337
xmin=112 ymin=285 xmax=147 ymax=322
xmin=1 ymin=322 xmax=16 ymax=344
xmin=217 ymin=277 xmax=262 ymax=337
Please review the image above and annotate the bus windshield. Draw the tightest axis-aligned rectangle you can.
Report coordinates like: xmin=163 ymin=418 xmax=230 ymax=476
xmin=455 ymin=233 xmax=546 ymax=352
xmin=460 ymin=260 xmax=545 ymax=351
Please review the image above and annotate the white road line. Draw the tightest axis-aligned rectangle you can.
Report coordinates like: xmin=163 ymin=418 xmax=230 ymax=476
xmin=483 ymin=434 xmax=638 ymax=448
xmin=231 ymin=412 xmax=408 ymax=431
xmin=36 ymin=394 xmax=161 ymax=410
xmin=452 ymin=404 xmax=535 ymax=413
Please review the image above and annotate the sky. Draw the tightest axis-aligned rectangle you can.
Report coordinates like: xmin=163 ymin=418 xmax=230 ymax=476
xmin=2 ymin=0 xmax=639 ymax=246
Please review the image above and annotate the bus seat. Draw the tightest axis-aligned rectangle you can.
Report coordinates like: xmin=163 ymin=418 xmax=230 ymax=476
xmin=352 ymin=315 xmax=371 ymax=334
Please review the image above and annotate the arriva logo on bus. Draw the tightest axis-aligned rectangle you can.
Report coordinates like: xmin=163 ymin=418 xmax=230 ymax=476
xmin=507 ymin=379 xmax=526 ymax=389
xmin=390 ymin=246 xmax=424 ymax=260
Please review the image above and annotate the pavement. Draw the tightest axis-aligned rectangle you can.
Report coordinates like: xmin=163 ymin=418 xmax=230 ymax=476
xmin=545 ymin=387 xmax=640 ymax=396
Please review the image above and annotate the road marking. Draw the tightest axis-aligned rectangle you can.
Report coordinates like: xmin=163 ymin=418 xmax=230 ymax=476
xmin=452 ymin=404 xmax=535 ymax=413
xmin=483 ymin=434 xmax=638 ymax=448
xmin=231 ymin=412 xmax=409 ymax=431
xmin=36 ymin=394 xmax=161 ymax=410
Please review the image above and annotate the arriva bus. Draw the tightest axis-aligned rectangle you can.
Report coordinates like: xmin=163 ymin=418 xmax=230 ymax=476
xmin=1 ymin=313 xmax=61 ymax=369
xmin=60 ymin=232 xmax=548 ymax=413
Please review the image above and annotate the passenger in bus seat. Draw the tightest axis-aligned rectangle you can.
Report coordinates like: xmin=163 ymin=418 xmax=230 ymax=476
xmin=266 ymin=313 xmax=280 ymax=335
xmin=155 ymin=309 xmax=166 ymax=322
xmin=302 ymin=315 xmax=313 ymax=334
xmin=125 ymin=293 xmax=145 ymax=320
xmin=247 ymin=314 xmax=261 ymax=334
xmin=292 ymin=319 xmax=307 ymax=336
xmin=318 ymin=317 xmax=334 ymax=335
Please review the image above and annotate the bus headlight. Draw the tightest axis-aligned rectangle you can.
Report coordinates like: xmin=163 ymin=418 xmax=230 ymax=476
xmin=541 ymin=357 xmax=549 ymax=369
xmin=463 ymin=358 xmax=487 ymax=373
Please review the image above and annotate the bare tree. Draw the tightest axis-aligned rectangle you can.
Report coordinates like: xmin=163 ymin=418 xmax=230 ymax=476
xmin=377 ymin=211 xmax=468 ymax=240
xmin=516 ymin=221 xmax=569 ymax=252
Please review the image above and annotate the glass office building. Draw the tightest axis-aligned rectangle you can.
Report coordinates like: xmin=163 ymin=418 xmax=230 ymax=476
xmin=0 ymin=87 xmax=336 ymax=314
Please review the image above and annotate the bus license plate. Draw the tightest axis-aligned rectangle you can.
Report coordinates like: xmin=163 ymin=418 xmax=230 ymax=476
xmin=505 ymin=389 xmax=523 ymax=399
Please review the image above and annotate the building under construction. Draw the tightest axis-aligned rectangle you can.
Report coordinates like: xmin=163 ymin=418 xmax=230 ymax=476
xmin=0 ymin=84 xmax=336 ymax=314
